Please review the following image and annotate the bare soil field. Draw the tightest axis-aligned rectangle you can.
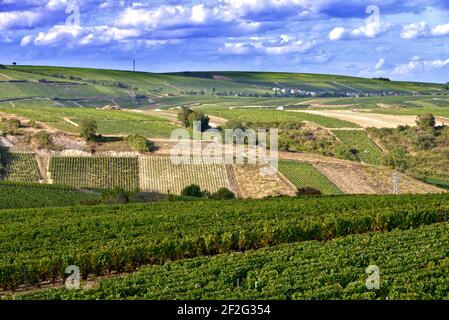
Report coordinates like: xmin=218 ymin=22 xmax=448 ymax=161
xmin=233 ymin=164 xmax=297 ymax=198
xmin=289 ymin=109 xmax=421 ymax=128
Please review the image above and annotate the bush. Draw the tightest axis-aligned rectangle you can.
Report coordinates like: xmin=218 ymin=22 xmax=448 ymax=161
xmin=80 ymin=119 xmax=97 ymax=142
xmin=210 ymin=188 xmax=236 ymax=200
xmin=416 ymin=113 xmax=436 ymax=131
xmin=32 ymin=131 xmax=53 ymax=149
xmin=177 ymin=107 xmax=194 ymax=128
xmin=296 ymin=188 xmax=322 ymax=196
xmin=181 ymin=184 xmax=203 ymax=197
xmin=101 ymin=188 xmax=130 ymax=204
xmin=413 ymin=132 xmax=436 ymax=150
xmin=382 ymin=147 xmax=410 ymax=172
xmin=125 ymin=135 xmax=155 ymax=153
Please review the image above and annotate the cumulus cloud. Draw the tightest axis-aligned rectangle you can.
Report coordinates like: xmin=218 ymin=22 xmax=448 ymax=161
xmin=22 ymin=25 xmax=141 ymax=47
xmin=393 ymin=56 xmax=449 ymax=76
xmin=401 ymin=21 xmax=449 ymax=39
xmin=220 ymin=36 xmax=316 ymax=56
xmin=329 ymin=20 xmax=392 ymax=40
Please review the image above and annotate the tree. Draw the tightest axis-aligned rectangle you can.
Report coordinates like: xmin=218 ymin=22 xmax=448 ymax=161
xmin=188 ymin=111 xmax=210 ymax=132
xmin=177 ymin=107 xmax=193 ymax=128
xmin=80 ymin=119 xmax=97 ymax=142
xmin=181 ymin=184 xmax=203 ymax=197
xmin=210 ymin=188 xmax=236 ymax=200
xmin=416 ymin=113 xmax=436 ymax=131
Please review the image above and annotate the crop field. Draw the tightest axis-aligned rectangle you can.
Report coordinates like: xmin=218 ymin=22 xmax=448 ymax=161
xmin=139 ymin=155 xmax=231 ymax=194
xmin=200 ymin=107 xmax=360 ymax=128
xmin=19 ymin=221 xmax=449 ymax=300
xmin=0 ymin=182 xmax=100 ymax=209
xmin=49 ymin=157 xmax=139 ymax=190
xmin=278 ymin=160 xmax=343 ymax=195
xmin=332 ymin=130 xmax=383 ymax=165
xmin=0 ymin=150 xmax=41 ymax=183
xmin=0 ymin=101 xmax=179 ymax=138
xmin=1 ymin=193 xmax=449 ymax=291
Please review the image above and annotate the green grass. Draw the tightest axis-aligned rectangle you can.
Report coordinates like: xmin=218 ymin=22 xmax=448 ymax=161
xmin=0 ymin=100 xmax=179 ymax=138
xmin=332 ymin=130 xmax=384 ymax=165
xmin=200 ymin=107 xmax=360 ymax=128
xmin=1 ymin=193 xmax=449 ymax=290
xmin=425 ymin=177 xmax=449 ymax=190
xmin=0 ymin=182 xmax=100 ymax=209
xmin=15 ymin=220 xmax=449 ymax=300
xmin=278 ymin=160 xmax=343 ymax=195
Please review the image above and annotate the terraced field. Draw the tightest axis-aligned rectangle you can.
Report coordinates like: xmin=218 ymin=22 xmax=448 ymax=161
xmin=200 ymin=107 xmax=360 ymax=128
xmin=139 ymin=155 xmax=231 ymax=194
xmin=0 ymin=149 xmax=41 ymax=183
xmin=278 ymin=160 xmax=343 ymax=195
xmin=49 ymin=156 xmax=139 ymax=190
xmin=332 ymin=130 xmax=384 ymax=165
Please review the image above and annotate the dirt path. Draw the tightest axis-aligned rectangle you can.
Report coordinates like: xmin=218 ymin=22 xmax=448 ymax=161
xmin=289 ymin=109 xmax=422 ymax=128
xmin=63 ymin=117 xmax=79 ymax=127
xmin=0 ymin=73 xmax=12 ymax=80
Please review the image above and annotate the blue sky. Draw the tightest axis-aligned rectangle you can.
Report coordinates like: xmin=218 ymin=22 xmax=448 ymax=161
xmin=1 ymin=0 xmax=449 ymax=83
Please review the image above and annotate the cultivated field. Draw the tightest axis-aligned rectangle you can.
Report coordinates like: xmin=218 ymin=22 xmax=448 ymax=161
xmin=139 ymin=155 xmax=231 ymax=194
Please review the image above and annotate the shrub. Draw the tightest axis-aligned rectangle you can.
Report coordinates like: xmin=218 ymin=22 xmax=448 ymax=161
xmin=210 ymin=188 xmax=236 ymax=200
xmin=296 ymin=187 xmax=322 ymax=196
xmin=80 ymin=119 xmax=97 ymax=142
xmin=416 ymin=113 xmax=436 ymax=131
xmin=382 ymin=147 xmax=410 ymax=172
xmin=101 ymin=188 xmax=130 ymax=204
xmin=413 ymin=132 xmax=436 ymax=150
xmin=181 ymin=184 xmax=203 ymax=197
xmin=32 ymin=131 xmax=53 ymax=149
xmin=125 ymin=135 xmax=155 ymax=153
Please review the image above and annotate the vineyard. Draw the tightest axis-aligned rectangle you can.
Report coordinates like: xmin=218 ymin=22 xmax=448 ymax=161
xmin=332 ymin=130 xmax=384 ymax=165
xmin=1 ymin=193 xmax=449 ymax=290
xmin=0 ymin=149 xmax=41 ymax=183
xmin=278 ymin=160 xmax=343 ymax=195
xmin=18 ymin=221 xmax=449 ymax=300
xmin=0 ymin=182 xmax=100 ymax=209
xmin=49 ymin=157 xmax=139 ymax=190
xmin=139 ymin=155 xmax=231 ymax=194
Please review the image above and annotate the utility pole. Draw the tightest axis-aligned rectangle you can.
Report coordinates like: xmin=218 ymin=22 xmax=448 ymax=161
xmin=133 ymin=59 xmax=136 ymax=72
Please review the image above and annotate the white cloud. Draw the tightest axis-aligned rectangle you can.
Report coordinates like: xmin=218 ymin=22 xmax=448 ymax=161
xmin=400 ymin=21 xmax=449 ymax=39
xmin=400 ymin=22 xmax=428 ymax=39
xmin=221 ymin=36 xmax=316 ymax=56
xmin=20 ymin=35 xmax=34 ymax=47
xmin=329 ymin=21 xmax=392 ymax=40
xmin=431 ymin=22 xmax=449 ymax=36
xmin=28 ymin=25 xmax=141 ymax=46
xmin=393 ymin=56 xmax=449 ymax=76
xmin=375 ymin=58 xmax=385 ymax=70
xmin=0 ymin=10 xmax=45 ymax=30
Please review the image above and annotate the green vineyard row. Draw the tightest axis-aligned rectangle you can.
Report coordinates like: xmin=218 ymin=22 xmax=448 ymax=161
xmin=1 ymin=193 xmax=449 ymax=289
xmin=17 ymin=221 xmax=449 ymax=300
